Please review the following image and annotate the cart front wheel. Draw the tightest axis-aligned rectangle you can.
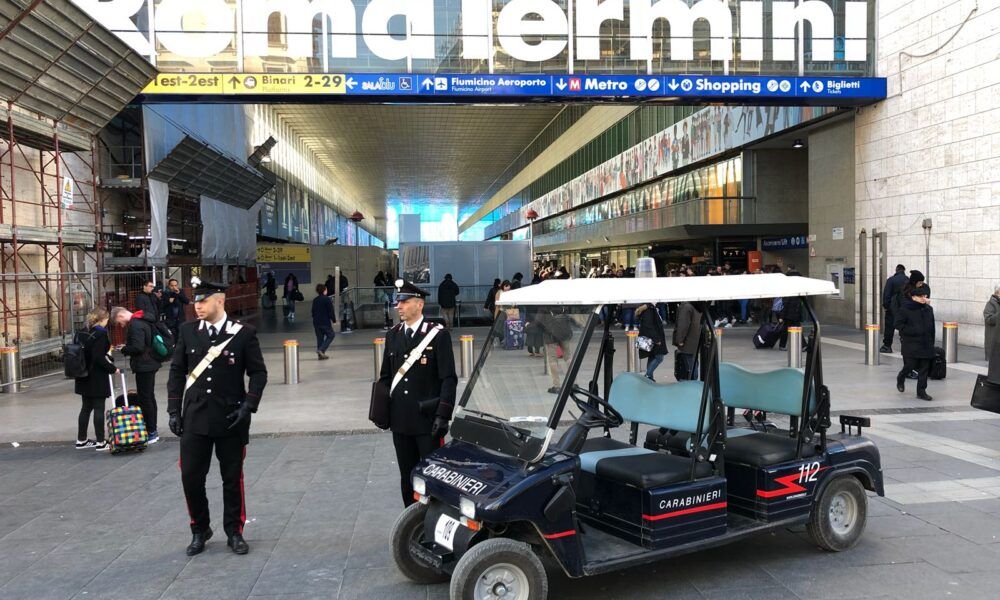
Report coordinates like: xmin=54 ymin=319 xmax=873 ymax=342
xmin=451 ymin=538 xmax=548 ymax=600
xmin=808 ymin=475 xmax=868 ymax=551
xmin=390 ymin=502 xmax=448 ymax=584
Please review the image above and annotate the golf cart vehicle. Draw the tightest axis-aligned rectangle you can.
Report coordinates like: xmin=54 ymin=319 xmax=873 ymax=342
xmin=390 ymin=274 xmax=884 ymax=600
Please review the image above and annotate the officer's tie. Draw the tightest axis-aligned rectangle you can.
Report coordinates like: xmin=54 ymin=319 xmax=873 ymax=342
xmin=209 ymin=325 xmax=218 ymax=341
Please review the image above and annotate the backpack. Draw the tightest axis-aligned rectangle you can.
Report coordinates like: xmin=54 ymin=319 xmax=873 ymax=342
xmin=151 ymin=321 xmax=175 ymax=361
xmin=63 ymin=330 xmax=92 ymax=378
xmin=546 ymin=314 xmax=574 ymax=343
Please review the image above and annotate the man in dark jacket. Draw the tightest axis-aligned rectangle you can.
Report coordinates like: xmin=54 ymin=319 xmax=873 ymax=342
xmin=311 ymin=284 xmax=336 ymax=360
xmin=895 ymin=286 xmax=936 ymax=400
xmin=986 ymin=284 xmax=1000 ymax=384
xmin=672 ymin=301 xmax=703 ymax=380
xmin=111 ymin=305 xmax=162 ymax=443
xmin=378 ymin=280 xmax=457 ymax=506
xmin=135 ymin=280 xmax=160 ymax=322
xmin=511 ymin=272 xmax=523 ymax=289
xmin=777 ymin=266 xmax=804 ymax=350
xmin=483 ymin=278 xmax=501 ymax=316
xmin=163 ymin=278 xmax=190 ymax=339
xmin=881 ymin=264 xmax=908 ymax=353
xmin=167 ymin=280 xmax=267 ymax=556
xmin=437 ymin=274 xmax=460 ymax=329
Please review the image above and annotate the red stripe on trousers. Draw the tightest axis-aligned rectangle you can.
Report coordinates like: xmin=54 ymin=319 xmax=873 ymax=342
xmin=238 ymin=446 xmax=247 ymax=534
xmin=178 ymin=455 xmax=195 ymax=526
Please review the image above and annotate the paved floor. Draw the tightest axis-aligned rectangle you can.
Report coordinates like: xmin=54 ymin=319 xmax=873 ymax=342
xmin=1 ymin=314 xmax=999 ymax=599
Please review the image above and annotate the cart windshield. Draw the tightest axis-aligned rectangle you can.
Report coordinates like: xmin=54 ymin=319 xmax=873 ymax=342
xmin=452 ymin=304 xmax=598 ymax=460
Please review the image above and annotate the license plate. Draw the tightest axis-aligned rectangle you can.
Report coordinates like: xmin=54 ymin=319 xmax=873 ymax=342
xmin=433 ymin=514 xmax=462 ymax=551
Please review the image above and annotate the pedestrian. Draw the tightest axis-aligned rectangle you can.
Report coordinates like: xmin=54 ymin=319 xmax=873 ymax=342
xmin=484 ymin=278 xmax=501 ymax=317
xmin=166 ymin=279 xmax=267 ymax=556
xmin=524 ymin=305 xmax=544 ymax=358
xmin=377 ymin=280 xmax=457 ymax=506
xmin=535 ymin=307 xmax=572 ymax=394
xmin=163 ymin=278 xmax=190 ymax=340
xmin=511 ymin=272 xmax=523 ymax=290
xmin=437 ymin=274 xmax=459 ymax=329
xmin=777 ymin=265 xmax=803 ymax=350
xmin=672 ymin=301 xmax=703 ymax=380
xmin=135 ymin=279 xmax=160 ymax=321
xmin=985 ymin=283 xmax=1000 ymax=384
xmin=325 ymin=273 xmax=337 ymax=297
xmin=311 ymin=284 xmax=336 ymax=360
xmin=636 ymin=303 xmax=667 ymax=381
xmin=339 ymin=271 xmax=349 ymax=294
xmin=494 ymin=280 xmax=512 ymax=320
xmin=895 ymin=286 xmax=936 ymax=401
xmin=880 ymin=264 xmax=908 ymax=353
xmin=283 ymin=273 xmax=299 ymax=321
xmin=111 ymin=305 xmax=162 ymax=444
xmin=374 ymin=271 xmax=388 ymax=302
xmin=74 ymin=307 xmax=118 ymax=451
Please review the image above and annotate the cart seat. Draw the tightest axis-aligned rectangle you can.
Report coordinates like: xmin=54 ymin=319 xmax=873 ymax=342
xmin=724 ymin=433 xmax=815 ymax=467
xmin=579 ymin=437 xmax=711 ymax=489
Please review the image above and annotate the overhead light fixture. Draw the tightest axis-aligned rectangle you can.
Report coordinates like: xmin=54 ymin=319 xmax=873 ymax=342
xmin=792 ymin=139 xmax=804 ymax=149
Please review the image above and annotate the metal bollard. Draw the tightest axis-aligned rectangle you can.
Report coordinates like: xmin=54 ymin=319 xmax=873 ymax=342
xmin=864 ymin=324 xmax=881 ymax=366
xmin=373 ymin=338 xmax=385 ymax=382
xmin=714 ymin=327 xmax=724 ymax=365
xmin=0 ymin=346 xmax=20 ymax=393
xmin=626 ymin=330 xmax=639 ymax=373
xmin=283 ymin=340 xmax=300 ymax=384
xmin=460 ymin=335 xmax=474 ymax=379
xmin=787 ymin=327 xmax=802 ymax=368
xmin=943 ymin=322 xmax=958 ymax=363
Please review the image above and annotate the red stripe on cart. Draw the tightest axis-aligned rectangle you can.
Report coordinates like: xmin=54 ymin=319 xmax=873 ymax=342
xmin=542 ymin=530 xmax=577 ymax=539
xmin=643 ymin=501 xmax=727 ymax=521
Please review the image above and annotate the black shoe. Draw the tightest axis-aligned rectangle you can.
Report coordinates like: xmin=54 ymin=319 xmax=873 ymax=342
xmin=917 ymin=392 xmax=933 ymax=401
xmin=896 ymin=382 xmax=905 ymax=393
xmin=186 ymin=529 xmax=212 ymax=556
xmin=547 ymin=387 xmax=560 ymax=394
xmin=227 ymin=534 xmax=249 ymax=555
xmin=879 ymin=345 xmax=892 ymax=353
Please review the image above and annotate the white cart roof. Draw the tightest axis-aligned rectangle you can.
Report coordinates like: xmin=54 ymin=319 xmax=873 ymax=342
xmin=496 ymin=274 xmax=837 ymax=306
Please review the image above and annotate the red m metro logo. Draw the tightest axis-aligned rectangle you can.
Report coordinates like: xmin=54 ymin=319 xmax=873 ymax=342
xmin=569 ymin=78 xmax=581 ymax=91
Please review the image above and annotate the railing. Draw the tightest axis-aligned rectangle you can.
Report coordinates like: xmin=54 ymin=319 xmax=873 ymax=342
xmin=99 ymin=145 xmax=143 ymax=183
xmin=343 ymin=285 xmax=508 ymax=328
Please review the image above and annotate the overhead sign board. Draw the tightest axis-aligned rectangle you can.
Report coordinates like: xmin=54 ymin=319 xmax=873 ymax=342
xmin=75 ymin=0 xmax=874 ymax=77
xmin=142 ymin=73 xmax=886 ymax=105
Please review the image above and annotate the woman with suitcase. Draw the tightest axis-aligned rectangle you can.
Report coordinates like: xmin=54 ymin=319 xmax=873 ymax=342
xmin=895 ymin=286 xmax=936 ymax=401
xmin=74 ymin=308 xmax=119 ymax=450
xmin=636 ymin=303 xmax=668 ymax=381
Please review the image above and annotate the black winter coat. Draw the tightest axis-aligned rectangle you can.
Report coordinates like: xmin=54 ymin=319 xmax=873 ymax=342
xmin=122 ymin=313 xmax=161 ymax=373
xmin=135 ymin=292 xmax=160 ymax=321
xmin=74 ymin=326 xmax=117 ymax=397
xmin=438 ymin=279 xmax=460 ymax=308
xmin=895 ymin=301 xmax=936 ymax=359
xmin=883 ymin=272 xmax=908 ymax=311
xmin=636 ymin=304 xmax=667 ymax=358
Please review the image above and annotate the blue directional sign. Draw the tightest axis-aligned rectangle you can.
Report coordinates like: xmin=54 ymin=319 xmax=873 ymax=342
xmin=141 ymin=73 xmax=886 ymax=105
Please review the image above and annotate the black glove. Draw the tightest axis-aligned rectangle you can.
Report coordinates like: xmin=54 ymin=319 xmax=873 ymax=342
xmin=430 ymin=417 xmax=449 ymax=440
xmin=226 ymin=404 xmax=252 ymax=430
xmin=168 ymin=412 xmax=183 ymax=437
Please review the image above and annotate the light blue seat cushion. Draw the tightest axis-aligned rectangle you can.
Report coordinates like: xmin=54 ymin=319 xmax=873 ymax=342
xmin=719 ymin=362 xmax=815 ymax=416
xmin=609 ymin=373 xmax=710 ymax=433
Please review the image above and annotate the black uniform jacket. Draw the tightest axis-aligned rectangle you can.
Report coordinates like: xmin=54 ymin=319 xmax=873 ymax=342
xmin=167 ymin=317 xmax=267 ymax=442
xmin=378 ymin=320 xmax=458 ymax=436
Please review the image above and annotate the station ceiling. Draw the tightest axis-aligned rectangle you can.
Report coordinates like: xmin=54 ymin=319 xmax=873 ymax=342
xmin=269 ymin=104 xmax=566 ymax=218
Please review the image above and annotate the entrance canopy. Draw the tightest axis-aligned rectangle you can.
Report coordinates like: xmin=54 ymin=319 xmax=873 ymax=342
xmin=497 ymin=273 xmax=837 ymax=306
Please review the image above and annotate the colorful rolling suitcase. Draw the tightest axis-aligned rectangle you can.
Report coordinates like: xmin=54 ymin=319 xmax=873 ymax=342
xmin=504 ymin=319 xmax=525 ymax=350
xmin=106 ymin=372 xmax=148 ymax=454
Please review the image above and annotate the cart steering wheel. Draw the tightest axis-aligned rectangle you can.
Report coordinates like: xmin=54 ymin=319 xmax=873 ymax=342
xmin=569 ymin=385 xmax=624 ymax=428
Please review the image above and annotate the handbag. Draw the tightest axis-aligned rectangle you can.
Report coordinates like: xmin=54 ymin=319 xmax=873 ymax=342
xmin=369 ymin=381 xmax=391 ymax=429
xmin=971 ymin=375 xmax=1000 ymax=414
xmin=636 ymin=335 xmax=654 ymax=352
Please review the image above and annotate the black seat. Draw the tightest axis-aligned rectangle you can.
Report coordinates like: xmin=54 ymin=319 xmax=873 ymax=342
xmin=579 ymin=436 xmax=711 ymax=489
xmin=725 ymin=432 xmax=816 ymax=467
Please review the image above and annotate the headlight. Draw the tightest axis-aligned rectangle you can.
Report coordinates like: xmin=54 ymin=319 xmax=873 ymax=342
xmin=460 ymin=496 xmax=476 ymax=520
xmin=412 ymin=476 xmax=426 ymax=496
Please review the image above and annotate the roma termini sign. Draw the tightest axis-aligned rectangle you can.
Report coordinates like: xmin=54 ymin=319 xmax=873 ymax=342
xmin=76 ymin=0 xmax=872 ymax=68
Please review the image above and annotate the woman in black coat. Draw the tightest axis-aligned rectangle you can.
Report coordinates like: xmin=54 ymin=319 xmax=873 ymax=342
xmin=74 ymin=308 xmax=119 ymax=449
xmin=283 ymin=273 xmax=300 ymax=321
xmin=636 ymin=303 xmax=668 ymax=381
xmin=895 ymin=286 xmax=936 ymax=400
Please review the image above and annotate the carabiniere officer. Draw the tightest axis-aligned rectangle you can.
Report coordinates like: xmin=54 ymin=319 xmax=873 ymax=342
xmin=379 ymin=280 xmax=458 ymax=506
xmin=167 ymin=279 xmax=267 ymax=556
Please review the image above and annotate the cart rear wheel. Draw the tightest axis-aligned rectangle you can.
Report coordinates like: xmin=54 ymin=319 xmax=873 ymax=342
xmin=450 ymin=538 xmax=548 ymax=600
xmin=390 ymin=502 xmax=448 ymax=584
xmin=808 ymin=476 xmax=867 ymax=551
